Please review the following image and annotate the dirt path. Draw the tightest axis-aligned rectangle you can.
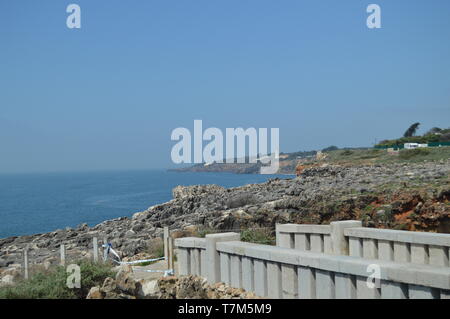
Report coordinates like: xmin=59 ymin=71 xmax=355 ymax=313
xmin=132 ymin=260 xmax=178 ymax=281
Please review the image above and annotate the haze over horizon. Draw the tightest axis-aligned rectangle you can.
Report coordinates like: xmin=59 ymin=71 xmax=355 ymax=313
xmin=1 ymin=0 xmax=449 ymax=173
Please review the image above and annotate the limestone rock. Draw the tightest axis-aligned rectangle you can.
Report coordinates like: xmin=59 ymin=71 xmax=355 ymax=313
xmin=137 ymin=279 xmax=159 ymax=298
xmin=0 ymin=274 xmax=15 ymax=287
xmin=86 ymin=286 xmax=105 ymax=299
xmin=115 ymin=265 xmax=139 ymax=295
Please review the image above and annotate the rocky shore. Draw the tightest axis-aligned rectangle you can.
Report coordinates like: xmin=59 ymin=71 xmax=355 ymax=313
xmin=1 ymin=160 xmax=449 ymax=286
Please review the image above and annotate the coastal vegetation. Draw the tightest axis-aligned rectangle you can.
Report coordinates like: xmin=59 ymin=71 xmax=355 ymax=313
xmin=195 ymin=226 xmax=275 ymax=245
xmin=0 ymin=260 xmax=113 ymax=299
xmin=375 ymin=125 xmax=450 ymax=148
xmin=240 ymin=228 xmax=275 ymax=246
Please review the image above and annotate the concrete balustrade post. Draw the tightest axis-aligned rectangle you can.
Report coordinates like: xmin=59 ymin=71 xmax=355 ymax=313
xmin=335 ymin=273 xmax=356 ymax=299
xmin=363 ymin=238 xmax=378 ymax=259
xmin=378 ymin=240 xmax=394 ymax=261
xmin=356 ymin=276 xmax=381 ymax=299
xmin=278 ymin=233 xmax=293 ymax=249
xmin=254 ymin=259 xmax=268 ymax=297
xmin=429 ymin=245 xmax=449 ymax=267
xmin=267 ymin=262 xmax=282 ymax=298
xmin=177 ymin=248 xmax=190 ymax=275
xmin=411 ymin=243 xmax=428 ymax=264
xmin=330 ymin=220 xmax=362 ymax=256
xmin=393 ymin=242 xmax=411 ymax=263
xmin=220 ymin=252 xmax=231 ymax=285
xmin=190 ymin=248 xmax=201 ymax=276
xmin=294 ymin=233 xmax=310 ymax=251
xmin=230 ymin=255 xmax=243 ymax=288
xmin=200 ymin=249 xmax=208 ymax=277
xmin=315 ymin=270 xmax=335 ymax=299
xmin=408 ymin=285 xmax=440 ymax=299
xmin=205 ymin=232 xmax=240 ymax=284
xmin=298 ymin=266 xmax=315 ymax=299
xmin=381 ymin=281 xmax=407 ymax=299
xmin=242 ymin=257 xmax=254 ymax=292
xmin=310 ymin=234 xmax=323 ymax=252
xmin=281 ymin=264 xmax=298 ymax=298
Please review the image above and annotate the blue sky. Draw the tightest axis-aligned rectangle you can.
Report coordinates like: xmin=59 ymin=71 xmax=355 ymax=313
xmin=1 ymin=0 xmax=449 ymax=173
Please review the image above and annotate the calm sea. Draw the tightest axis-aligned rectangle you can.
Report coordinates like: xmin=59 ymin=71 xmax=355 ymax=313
xmin=0 ymin=170 xmax=289 ymax=238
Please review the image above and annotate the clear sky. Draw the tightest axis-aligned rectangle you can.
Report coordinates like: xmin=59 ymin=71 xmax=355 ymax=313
xmin=1 ymin=0 xmax=449 ymax=173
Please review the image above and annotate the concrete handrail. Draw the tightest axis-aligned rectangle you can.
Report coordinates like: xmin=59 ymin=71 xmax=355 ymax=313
xmin=276 ymin=220 xmax=362 ymax=255
xmin=176 ymin=231 xmax=450 ymax=299
xmin=275 ymin=221 xmax=450 ymax=268
xmin=216 ymin=240 xmax=450 ymax=290
xmin=344 ymin=227 xmax=450 ymax=247
xmin=174 ymin=237 xmax=206 ymax=249
xmin=276 ymin=224 xmax=331 ymax=235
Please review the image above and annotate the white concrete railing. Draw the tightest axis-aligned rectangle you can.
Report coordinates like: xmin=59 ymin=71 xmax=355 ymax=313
xmin=276 ymin=221 xmax=362 ymax=255
xmin=344 ymin=227 xmax=450 ymax=267
xmin=276 ymin=221 xmax=450 ymax=267
xmin=175 ymin=237 xmax=208 ymax=278
xmin=175 ymin=232 xmax=450 ymax=299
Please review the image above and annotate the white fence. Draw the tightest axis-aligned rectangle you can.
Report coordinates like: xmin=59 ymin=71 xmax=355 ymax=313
xmin=175 ymin=222 xmax=450 ymax=299
xmin=276 ymin=221 xmax=450 ymax=267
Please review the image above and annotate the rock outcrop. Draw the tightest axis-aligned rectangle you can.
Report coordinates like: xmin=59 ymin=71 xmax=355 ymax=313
xmin=86 ymin=269 xmax=258 ymax=299
xmin=157 ymin=276 xmax=259 ymax=299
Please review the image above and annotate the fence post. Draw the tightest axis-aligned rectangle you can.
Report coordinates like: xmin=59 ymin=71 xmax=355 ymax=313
xmin=60 ymin=244 xmax=66 ymax=266
xmin=93 ymin=237 xmax=98 ymax=263
xmin=103 ymin=237 xmax=108 ymax=262
xmin=205 ymin=232 xmax=241 ymax=285
xmin=164 ymin=226 xmax=169 ymax=266
xmin=23 ymin=247 xmax=29 ymax=280
xmin=330 ymin=220 xmax=362 ymax=255
xmin=168 ymin=237 xmax=175 ymax=271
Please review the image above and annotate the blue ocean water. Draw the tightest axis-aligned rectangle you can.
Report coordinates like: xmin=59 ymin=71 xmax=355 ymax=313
xmin=0 ymin=170 xmax=289 ymax=238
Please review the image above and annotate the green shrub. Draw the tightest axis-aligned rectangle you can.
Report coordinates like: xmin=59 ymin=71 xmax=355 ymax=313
xmin=399 ymin=148 xmax=430 ymax=160
xmin=341 ymin=150 xmax=353 ymax=156
xmin=0 ymin=260 xmax=114 ymax=299
xmin=148 ymin=238 xmax=165 ymax=258
xmin=195 ymin=226 xmax=216 ymax=238
xmin=76 ymin=260 xmax=115 ymax=297
xmin=240 ymin=228 xmax=275 ymax=246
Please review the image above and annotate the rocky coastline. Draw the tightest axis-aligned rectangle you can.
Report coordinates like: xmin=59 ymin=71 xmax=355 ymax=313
xmin=1 ymin=160 xmax=449 ymax=287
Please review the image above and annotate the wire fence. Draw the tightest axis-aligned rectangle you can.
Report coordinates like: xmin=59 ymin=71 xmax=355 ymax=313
xmin=18 ymin=227 xmax=176 ymax=280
